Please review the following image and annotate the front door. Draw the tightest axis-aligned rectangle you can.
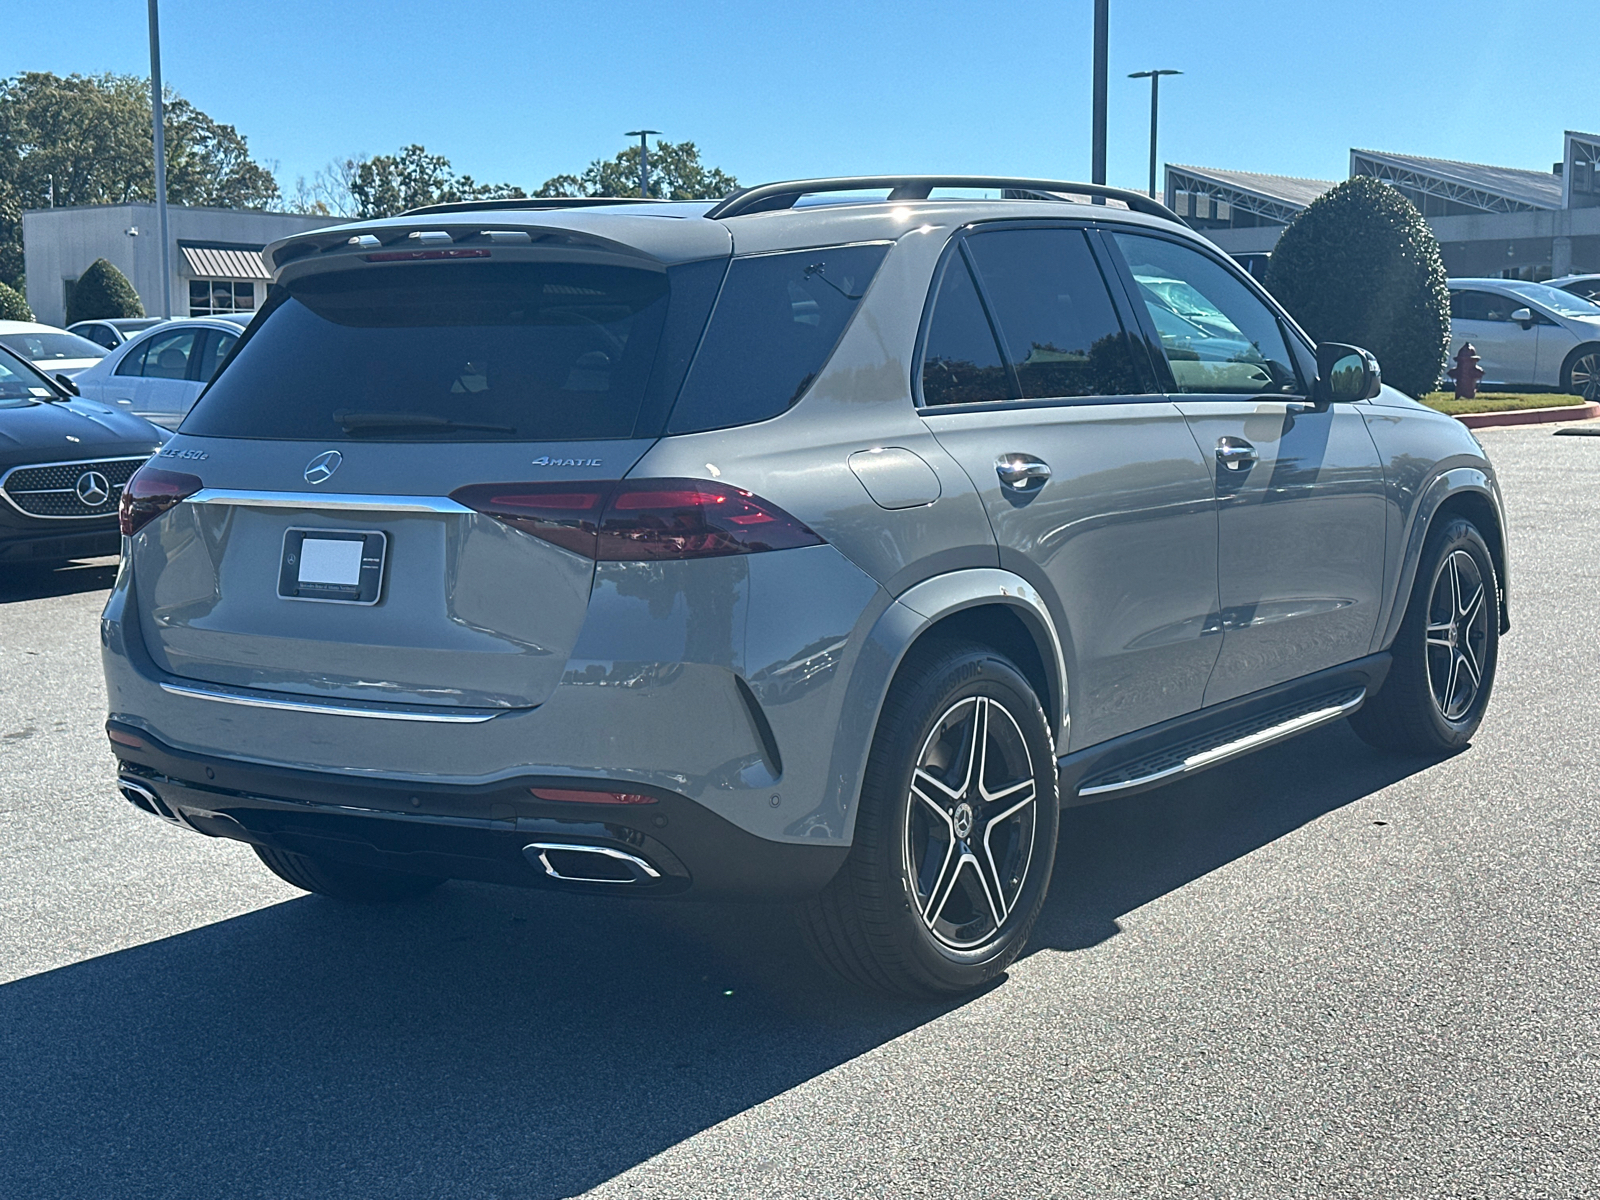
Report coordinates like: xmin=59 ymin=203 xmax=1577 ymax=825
xmin=917 ymin=224 xmax=1221 ymax=751
xmin=1449 ymin=289 xmax=1540 ymax=387
xmin=126 ymin=326 xmax=204 ymax=429
xmin=1107 ymin=230 xmax=1389 ymax=706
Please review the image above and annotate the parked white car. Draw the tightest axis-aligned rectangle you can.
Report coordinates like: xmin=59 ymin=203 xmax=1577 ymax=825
xmin=1544 ymin=274 xmax=1600 ymax=307
xmin=70 ymin=317 xmax=245 ymax=430
xmin=1448 ymin=279 xmax=1600 ymax=400
xmin=67 ymin=317 xmax=168 ymax=350
xmin=0 ymin=319 xmax=108 ymax=379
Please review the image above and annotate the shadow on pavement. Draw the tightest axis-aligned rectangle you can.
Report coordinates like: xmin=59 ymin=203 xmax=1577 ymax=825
xmin=0 ymin=720 xmax=1435 ymax=1198
xmin=0 ymin=556 xmax=117 ymax=603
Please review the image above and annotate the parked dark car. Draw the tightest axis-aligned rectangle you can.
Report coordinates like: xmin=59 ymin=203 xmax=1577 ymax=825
xmin=0 ymin=344 xmax=167 ymax=566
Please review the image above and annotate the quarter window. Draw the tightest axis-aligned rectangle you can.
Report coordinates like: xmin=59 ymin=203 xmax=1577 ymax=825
xmin=190 ymin=279 xmax=257 ymax=317
xmin=1112 ymin=233 xmax=1301 ymax=396
xmin=920 ymin=254 xmax=1010 ymax=406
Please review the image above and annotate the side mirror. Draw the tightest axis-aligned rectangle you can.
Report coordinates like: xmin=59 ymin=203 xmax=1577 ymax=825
xmin=1509 ymin=306 xmax=1535 ymax=328
xmin=1314 ymin=342 xmax=1381 ymax=408
xmin=54 ymin=373 xmax=80 ymax=396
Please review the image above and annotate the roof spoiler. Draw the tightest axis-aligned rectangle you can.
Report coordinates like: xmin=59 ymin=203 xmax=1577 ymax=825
xmin=702 ymin=176 xmax=1185 ymax=223
xmin=399 ymin=196 xmax=671 ymax=216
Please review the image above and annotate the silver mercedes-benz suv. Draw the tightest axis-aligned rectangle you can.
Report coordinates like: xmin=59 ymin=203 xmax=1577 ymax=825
xmin=102 ymin=176 xmax=1509 ymax=996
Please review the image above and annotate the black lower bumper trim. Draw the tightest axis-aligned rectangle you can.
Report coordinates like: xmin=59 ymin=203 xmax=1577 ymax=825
xmin=107 ymin=723 xmax=847 ymax=900
xmin=0 ymin=527 xmax=119 ymax=562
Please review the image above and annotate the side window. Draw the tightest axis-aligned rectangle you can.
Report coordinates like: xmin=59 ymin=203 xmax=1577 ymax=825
xmin=1111 ymin=232 xmax=1302 ymax=396
xmin=964 ymin=228 xmax=1144 ymax=399
xmin=1450 ymin=290 xmax=1515 ymax=322
xmin=196 ymin=330 xmax=239 ymax=382
xmin=920 ymin=253 xmax=1011 ymax=406
xmin=133 ymin=329 xmax=199 ymax=380
xmin=114 ymin=339 xmax=149 ymax=377
xmin=80 ymin=325 xmax=115 ymax=350
xmin=667 ymin=243 xmax=888 ymax=434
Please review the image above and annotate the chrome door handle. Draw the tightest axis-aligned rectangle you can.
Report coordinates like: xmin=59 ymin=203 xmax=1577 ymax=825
xmin=995 ymin=454 xmax=1051 ymax=491
xmin=1215 ymin=437 xmax=1258 ymax=471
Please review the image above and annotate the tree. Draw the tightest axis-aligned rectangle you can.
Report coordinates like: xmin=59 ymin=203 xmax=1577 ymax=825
xmin=0 ymin=279 xmax=31 ymax=321
xmin=65 ymin=257 xmax=144 ymax=324
xmin=347 ymin=145 xmax=525 ymax=219
xmin=1265 ymin=176 xmax=1450 ymax=398
xmin=538 ymin=140 xmax=737 ymax=200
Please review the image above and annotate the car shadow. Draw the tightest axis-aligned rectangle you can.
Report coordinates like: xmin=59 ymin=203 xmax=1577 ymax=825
xmin=0 ymin=721 xmax=1435 ymax=1198
xmin=0 ymin=555 xmax=118 ymax=603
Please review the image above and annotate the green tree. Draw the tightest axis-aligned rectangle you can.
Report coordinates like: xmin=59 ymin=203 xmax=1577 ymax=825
xmin=65 ymin=257 xmax=144 ymax=324
xmin=0 ymin=181 xmax=21 ymax=289
xmin=347 ymin=145 xmax=525 ymax=219
xmin=0 ymin=279 xmax=31 ymax=320
xmin=1265 ymin=176 xmax=1450 ymax=398
xmin=538 ymin=140 xmax=737 ymax=200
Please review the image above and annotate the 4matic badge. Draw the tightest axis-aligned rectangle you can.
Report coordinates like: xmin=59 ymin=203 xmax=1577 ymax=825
xmin=532 ymin=455 xmax=602 ymax=468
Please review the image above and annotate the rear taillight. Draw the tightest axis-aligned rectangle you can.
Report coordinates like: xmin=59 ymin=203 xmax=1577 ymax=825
xmin=451 ymin=478 xmax=823 ymax=561
xmin=119 ymin=466 xmax=203 ymax=536
xmin=529 ymin=787 xmax=656 ymax=805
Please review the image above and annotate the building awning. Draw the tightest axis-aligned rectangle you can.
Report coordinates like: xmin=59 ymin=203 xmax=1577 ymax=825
xmin=179 ymin=244 xmax=270 ymax=280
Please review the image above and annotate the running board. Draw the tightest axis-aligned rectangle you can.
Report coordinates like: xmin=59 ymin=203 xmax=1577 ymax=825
xmin=1075 ymin=687 xmax=1366 ymax=799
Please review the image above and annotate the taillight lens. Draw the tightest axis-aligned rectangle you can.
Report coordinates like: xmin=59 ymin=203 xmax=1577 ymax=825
xmin=452 ymin=478 xmax=823 ymax=561
xmin=119 ymin=466 xmax=203 ymax=536
xmin=529 ymin=787 xmax=656 ymax=805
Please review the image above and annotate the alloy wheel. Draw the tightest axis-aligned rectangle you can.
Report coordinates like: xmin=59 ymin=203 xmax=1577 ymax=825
xmin=1425 ymin=549 xmax=1490 ymax=721
xmin=903 ymin=696 xmax=1039 ymax=950
xmin=1571 ymin=352 xmax=1600 ymax=402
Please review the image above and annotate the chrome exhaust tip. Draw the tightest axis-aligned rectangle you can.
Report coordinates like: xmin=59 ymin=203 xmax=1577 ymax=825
xmin=523 ymin=842 xmax=662 ymax=885
xmin=117 ymin=776 xmax=192 ymax=829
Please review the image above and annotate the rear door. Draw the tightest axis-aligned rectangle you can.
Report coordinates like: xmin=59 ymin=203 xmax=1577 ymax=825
xmin=918 ymin=224 xmax=1221 ymax=751
xmin=126 ymin=326 xmax=203 ymax=428
xmin=1107 ymin=230 xmax=1387 ymax=705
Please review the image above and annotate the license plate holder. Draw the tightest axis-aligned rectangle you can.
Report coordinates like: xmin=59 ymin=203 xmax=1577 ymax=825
xmin=278 ymin=528 xmax=387 ymax=604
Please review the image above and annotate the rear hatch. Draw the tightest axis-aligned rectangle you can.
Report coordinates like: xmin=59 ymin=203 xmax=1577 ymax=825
xmin=129 ymin=240 xmax=727 ymax=710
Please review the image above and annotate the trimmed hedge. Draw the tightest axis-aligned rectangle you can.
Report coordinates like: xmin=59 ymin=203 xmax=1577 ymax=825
xmin=0 ymin=280 xmax=32 ymax=321
xmin=65 ymin=258 xmax=145 ymax=324
xmin=1266 ymin=176 xmax=1450 ymax=399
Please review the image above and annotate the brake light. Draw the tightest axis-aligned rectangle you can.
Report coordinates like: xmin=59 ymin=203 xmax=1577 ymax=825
xmin=119 ymin=466 xmax=203 ymax=536
xmin=529 ymin=787 xmax=656 ymax=805
xmin=451 ymin=478 xmax=822 ymax=561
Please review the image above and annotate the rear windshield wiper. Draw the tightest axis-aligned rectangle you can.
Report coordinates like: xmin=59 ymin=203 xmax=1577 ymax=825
xmin=333 ymin=410 xmax=517 ymax=435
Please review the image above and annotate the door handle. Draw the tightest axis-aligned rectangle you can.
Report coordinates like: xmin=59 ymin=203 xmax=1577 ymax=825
xmin=995 ymin=454 xmax=1051 ymax=491
xmin=1215 ymin=437 xmax=1258 ymax=471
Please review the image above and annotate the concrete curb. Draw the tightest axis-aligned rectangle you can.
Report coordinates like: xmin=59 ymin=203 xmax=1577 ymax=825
xmin=1454 ymin=402 xmax=1600 ymax=430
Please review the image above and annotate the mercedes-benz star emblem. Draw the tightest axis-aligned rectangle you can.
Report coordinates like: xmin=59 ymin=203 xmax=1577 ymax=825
xmin=74 ymin=470 xmax=111 ymax=507
xmin=304 ymin=450 xmax=343 ymax=485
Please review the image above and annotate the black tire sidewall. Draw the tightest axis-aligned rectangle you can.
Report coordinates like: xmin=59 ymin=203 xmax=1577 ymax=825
xmin=1562 ymin=344 xmax=1600 ymax=401
xmin=1403 ymin=519 xmax=1500 ymax=748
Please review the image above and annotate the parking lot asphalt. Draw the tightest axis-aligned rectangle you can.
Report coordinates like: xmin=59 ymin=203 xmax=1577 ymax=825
xmin=0 ymin=423 xmax=1594 ymax=1200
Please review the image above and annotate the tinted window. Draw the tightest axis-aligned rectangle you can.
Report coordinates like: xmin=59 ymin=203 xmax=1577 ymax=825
xmin=1113 ymin=233 xmax=1301 ymax=396
xmin=196 ymin=330 xmax=238 ymax=382
xmin=0 ymin=331 xmax=107 ymax=362
xmin=1450 ymin=290 xmax=1518 ymax=322
xmin=920 ymin=253 xmax=1010 ymax=406
xmin=123 ymin=328 xmax=199 ymax=380
xmin=965 ymin=228 xmax=1143 ymax=398
xmin=668 ymin=244 xmax=888 ymax=434
xmin=185 ymin=261 xmax=714 ymax=442
xmin=77 ymin=324 xmax=117 ymax=349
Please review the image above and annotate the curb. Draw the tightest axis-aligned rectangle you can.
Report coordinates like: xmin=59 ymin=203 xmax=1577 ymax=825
xmin=1453 ymin=402 xmax=1600 ymax=430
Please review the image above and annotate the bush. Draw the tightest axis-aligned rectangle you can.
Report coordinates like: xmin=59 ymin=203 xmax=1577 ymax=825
xmin=1265 ymin=176 xmax=1450 ymax=398
xmin=0 ymin=280 xmax=32 ymax=321
xmin=65 ymin=258 xmax=145 ymax=324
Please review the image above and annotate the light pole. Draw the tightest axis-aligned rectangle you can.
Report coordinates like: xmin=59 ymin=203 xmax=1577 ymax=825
xmin=624 ymin=129 xmax=660 ymax=198
xmin=1091 ymin=0 xmax=1108 ymax=189
xmin=1128 ymin=69 xmax=1181 ymax=201
xmin=147 ymin=0 xmax=172 ymax=318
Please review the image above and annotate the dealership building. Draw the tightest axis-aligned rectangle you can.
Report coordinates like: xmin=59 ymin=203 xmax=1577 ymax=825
xmin=1168 ymin=130 xmax=1600 ymax=281
xmin=21 ymin=203 xmax=334 ymax=328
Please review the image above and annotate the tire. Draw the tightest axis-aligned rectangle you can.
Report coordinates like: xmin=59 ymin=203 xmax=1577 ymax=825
xmin=1350 ymin=516 xmax=1499 ymax=754
xmin=253 ymin=845 xmax=446 ymax=902
xmin=1561 ymin=344 xmax=1600 ymax=402
xmin=801 ymin=640 xmax=1059 ymax=997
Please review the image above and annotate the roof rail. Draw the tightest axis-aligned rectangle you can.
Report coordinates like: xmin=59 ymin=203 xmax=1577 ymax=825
xmin=702 ymin=176 xmax=1184 ymax=223
xmin=400 ymin=196 xmax=671 ymax=216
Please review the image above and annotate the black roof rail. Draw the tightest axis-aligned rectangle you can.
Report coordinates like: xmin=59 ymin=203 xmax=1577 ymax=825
xmin=702 ymin=176 xmax=1183 ymax=223
xmin=400 ymin=196 xmax=671 ymax=216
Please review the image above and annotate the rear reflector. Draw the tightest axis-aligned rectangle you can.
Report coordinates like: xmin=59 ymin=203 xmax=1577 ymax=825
xmin=120 ymin=466 xmax=203 ymax=536
xmin=529 ymin=787 xmax=657 ymax=805
xmin=452 ymin=478 xmax=822 ymax=561
xmin=107 ymin=727 xmax=146 ymax=749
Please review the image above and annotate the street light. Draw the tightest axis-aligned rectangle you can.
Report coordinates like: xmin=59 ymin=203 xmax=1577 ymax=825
xmin=1091 ymin=0 xmax=1108 ymax=190
xmin=624 ymin=129 xmax=661 ymax=198
xmin=1128 ymin=69 xmax=1182 ymax=201
xmin=147 ymin=0 xmax=172 ymax=318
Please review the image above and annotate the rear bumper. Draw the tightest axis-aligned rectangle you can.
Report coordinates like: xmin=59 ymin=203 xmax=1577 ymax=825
xmin=109 ymin=722 xmax=848 ymax=899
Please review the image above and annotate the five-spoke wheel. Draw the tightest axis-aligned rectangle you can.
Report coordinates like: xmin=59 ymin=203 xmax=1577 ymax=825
xmin=1564 ymin=347 xmax=1600 ymax=403
xmin=1425 ymin=549 xmax=1490 ymax=721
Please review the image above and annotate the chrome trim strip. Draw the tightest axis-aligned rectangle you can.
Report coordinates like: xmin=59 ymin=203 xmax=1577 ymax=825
xmin=186 ymin=488 xmax=473 ymax=514
xmin=158 ymin=680 xmax=503 ymax=724
xmin=0 ymin=455 xmax=147 ymax=521
xmin=525 ymin=842 xmax=662 ymax=883
xmin=1076 ymin=690 xmax=1365 ymax=798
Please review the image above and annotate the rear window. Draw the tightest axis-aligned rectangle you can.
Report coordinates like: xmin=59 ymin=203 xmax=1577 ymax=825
xmin=183 ymin=260 xmax=721 ymax=442
xmin=666 ymin=243 xmax=889 ymax=434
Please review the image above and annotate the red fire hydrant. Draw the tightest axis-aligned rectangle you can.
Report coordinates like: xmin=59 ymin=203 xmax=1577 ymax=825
xmin=1451 ymin=343 xmax=1484 ymax=399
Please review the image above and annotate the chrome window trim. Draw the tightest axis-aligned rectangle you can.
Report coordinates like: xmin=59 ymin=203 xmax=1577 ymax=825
xmin=158 ymin=680 xmax=506 ymax=724
xmin=186 ymin=488 xmax=474 ymax=514
xmin=0 ymin=455 xmax=149 ymax=521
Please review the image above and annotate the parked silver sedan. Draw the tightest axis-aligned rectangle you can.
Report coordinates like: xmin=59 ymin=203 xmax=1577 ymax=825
xmin=70 ymin=317 xmax=245 ymax=430
xmin=1448 ymin=278 xmax=1600 ymax=399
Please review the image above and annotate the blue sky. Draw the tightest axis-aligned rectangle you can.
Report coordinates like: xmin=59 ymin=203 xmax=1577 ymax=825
xmin=6 ymin=0 xmax=1593 ymax=200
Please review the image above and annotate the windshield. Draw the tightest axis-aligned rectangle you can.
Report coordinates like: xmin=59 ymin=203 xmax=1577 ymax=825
xmin=183 ymin=260 xmax=723 ymax=442
xmin=1499 ymin=281 xmax=1600 ymax=319
xmin=0 ymin=346 xmax=62 ymax=407
xmin=0 ymin=331 xmax=108 ymax=361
